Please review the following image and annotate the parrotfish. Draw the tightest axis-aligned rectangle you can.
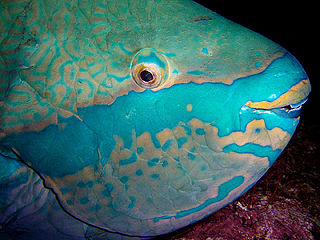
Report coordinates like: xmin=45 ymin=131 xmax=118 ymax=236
xmin=0 ymin=0 xmax=311 ymax=239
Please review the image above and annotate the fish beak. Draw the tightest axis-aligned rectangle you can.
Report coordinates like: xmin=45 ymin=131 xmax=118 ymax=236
xmin=242 ymin=78 xmax=311 ymax=119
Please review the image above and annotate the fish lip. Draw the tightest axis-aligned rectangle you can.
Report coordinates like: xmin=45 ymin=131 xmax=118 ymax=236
xmin=241 ymin=79 xmax=311 ymax=119
xmin=270 ymin=98 xmax=308 ymax=118
xmin=241 ymin=98 xmax=308 ymax=119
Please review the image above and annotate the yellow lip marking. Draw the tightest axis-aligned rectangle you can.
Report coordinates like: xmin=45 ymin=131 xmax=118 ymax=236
xmin=245 ymin=79 xmax=311 ymax=109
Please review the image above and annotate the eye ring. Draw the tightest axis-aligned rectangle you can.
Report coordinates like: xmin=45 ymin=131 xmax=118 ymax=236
xmin=130 ymin=48 xmax=169 ymax=89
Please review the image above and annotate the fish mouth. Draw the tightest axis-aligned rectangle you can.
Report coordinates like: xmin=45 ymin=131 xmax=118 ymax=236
xmin=242 ymin=98 xmax=308 ymax=118
xmin=241 ymin=79 xmax=311 ymax=118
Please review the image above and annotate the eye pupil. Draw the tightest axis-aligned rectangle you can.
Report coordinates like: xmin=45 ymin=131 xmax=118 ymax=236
xmin=140 ymin=70 xmax=154 ymax=82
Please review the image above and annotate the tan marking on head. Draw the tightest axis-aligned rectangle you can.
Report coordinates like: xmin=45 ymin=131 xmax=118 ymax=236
xmin=245 ymin=79 xmax=311 ymax=109
xmin=136 ymin=132 xmax=163 ymax=161
xmin=186 ymin=104 xmax=193 ymax=112
xmin=153 ymin=50 xmax=286 ymax=91
xmin=189 ymin=118 xmax=292 ymax=151
xmin=39 ymin=117 xmax=282 ymax=234
xmin=156 ymin=128 xmax=173 ymax=146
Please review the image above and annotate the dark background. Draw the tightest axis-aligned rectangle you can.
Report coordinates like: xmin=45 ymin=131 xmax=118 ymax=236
xmin=194 ymin=1 xmax=317 ymax=124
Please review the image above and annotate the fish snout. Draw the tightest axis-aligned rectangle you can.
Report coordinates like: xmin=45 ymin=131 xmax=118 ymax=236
xmin=241 ymin=53 xmax=311 ymax=119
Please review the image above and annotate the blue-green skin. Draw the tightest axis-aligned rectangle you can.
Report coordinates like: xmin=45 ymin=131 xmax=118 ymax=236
xmin=0 ymin=0 xmax=311 ymax=239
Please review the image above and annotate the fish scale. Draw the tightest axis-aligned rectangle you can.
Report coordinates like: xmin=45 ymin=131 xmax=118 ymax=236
xmin=0 ymin=0 xmax=311 ymax=239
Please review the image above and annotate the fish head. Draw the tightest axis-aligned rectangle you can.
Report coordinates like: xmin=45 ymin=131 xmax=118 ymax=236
xmin=0 ymin=0 xmax=311 ymax=238
xmin=125 ymin=1 xmax=311 ymax=166
xmin=98 ymin=1 xmax=311 ymax=235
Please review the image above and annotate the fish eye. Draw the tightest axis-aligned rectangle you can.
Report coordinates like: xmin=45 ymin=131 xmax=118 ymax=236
xmin=132 ymin=63 xmax=162 ymax=89
xmin=140 ymin=70 xmax=154 ymax=82
xmin=130 ymin=48 xmax=169 ymax=89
